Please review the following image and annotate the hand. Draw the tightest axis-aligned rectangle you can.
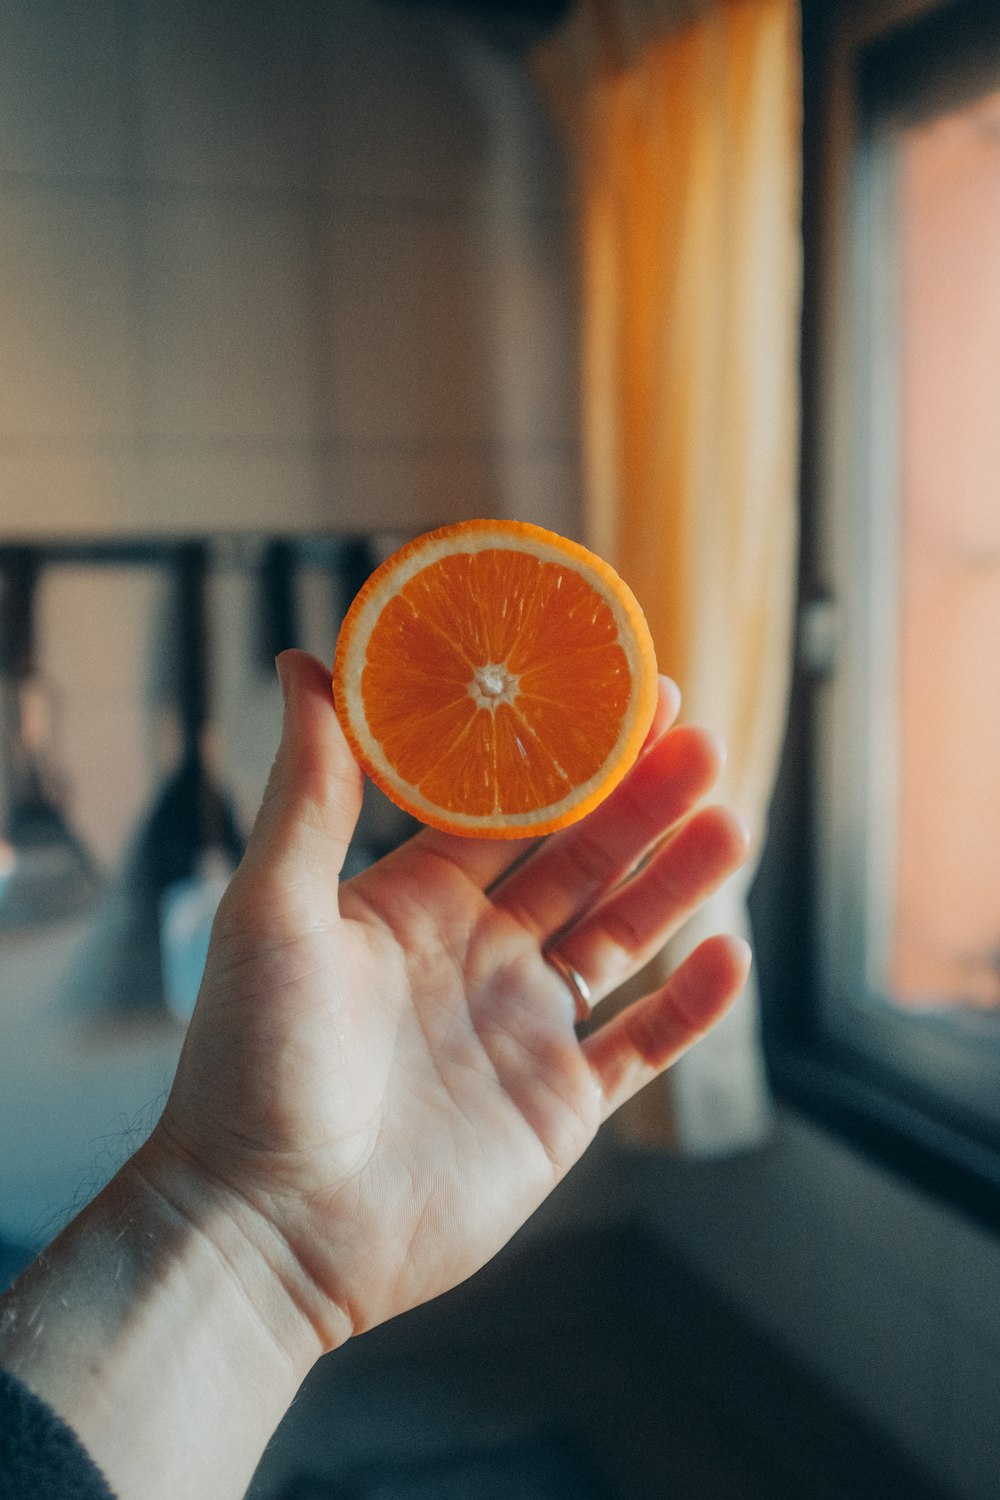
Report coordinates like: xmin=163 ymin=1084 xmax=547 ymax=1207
xmin=145 ymin=649 xmax=751 ymax=1349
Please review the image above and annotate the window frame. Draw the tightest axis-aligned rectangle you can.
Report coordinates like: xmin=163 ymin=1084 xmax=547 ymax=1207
xmin=759 ymin=0 xmax=1000 ymax=1232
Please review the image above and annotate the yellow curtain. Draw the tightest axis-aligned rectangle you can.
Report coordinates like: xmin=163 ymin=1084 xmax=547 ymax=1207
xmin=534 ymin=0 xmax=801 ymax=1152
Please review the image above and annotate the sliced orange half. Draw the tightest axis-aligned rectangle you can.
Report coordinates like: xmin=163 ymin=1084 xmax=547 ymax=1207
xmin=332 ymin=519 xmax=658 ymax=839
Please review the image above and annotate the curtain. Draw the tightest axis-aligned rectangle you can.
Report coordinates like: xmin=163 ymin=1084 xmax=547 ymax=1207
xmin=534 ymin=0 xmax=801 ymax=1153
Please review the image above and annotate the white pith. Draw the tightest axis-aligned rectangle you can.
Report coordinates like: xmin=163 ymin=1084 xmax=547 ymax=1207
xmin=469 ymin=661 xmax=520 ymax=710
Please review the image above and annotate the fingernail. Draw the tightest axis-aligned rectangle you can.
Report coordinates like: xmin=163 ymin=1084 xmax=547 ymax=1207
xmin=275 ymin=651 xmax=291 ymax=701
xmin=732 ymin=812 xmax=753 ymax=854
xmin=708 ymin=731 xmax=728 ymax=770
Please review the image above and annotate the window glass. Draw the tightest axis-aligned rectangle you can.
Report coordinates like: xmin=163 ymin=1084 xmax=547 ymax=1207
xmin=890 ymin=88 xmax=1000 ymax=1010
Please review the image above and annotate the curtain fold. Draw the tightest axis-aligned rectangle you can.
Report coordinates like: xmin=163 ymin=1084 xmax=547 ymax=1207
xmin=534 ymin=0 xmax=801 ymax=1153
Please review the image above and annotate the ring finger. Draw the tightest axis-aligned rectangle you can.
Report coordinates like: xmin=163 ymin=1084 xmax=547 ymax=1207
xmin=546 ymin=805 xmax=750 ymax=1014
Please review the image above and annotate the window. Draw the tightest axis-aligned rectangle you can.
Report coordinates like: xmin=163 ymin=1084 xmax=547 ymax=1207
xmin=762 ymin=0 xmax=1000 ymax=1222
xmin=890 ymin=88 xmax=1000 ymax=1014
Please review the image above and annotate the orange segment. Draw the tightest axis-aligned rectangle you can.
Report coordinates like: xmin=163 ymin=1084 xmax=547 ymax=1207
xmin=333 ymin=519 xmax=659 ymax=838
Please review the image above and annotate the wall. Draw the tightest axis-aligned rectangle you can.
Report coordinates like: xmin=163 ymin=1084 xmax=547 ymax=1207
xmin=0 ymin=0 xmax=580 ymax=540
xmin=0 ymin=0 xmax=583 ymax=1247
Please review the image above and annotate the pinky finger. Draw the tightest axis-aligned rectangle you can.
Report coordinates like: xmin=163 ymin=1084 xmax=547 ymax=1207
xmin=582 ymin=934 xmax=752 ymax=1122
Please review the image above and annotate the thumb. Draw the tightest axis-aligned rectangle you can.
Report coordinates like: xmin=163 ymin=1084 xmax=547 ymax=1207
xmin=239 ymin=649 xmax=365 ymax=888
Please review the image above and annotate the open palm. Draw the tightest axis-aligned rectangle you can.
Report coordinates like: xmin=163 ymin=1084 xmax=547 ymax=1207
xmin=153 ymin=650 xmax=750 ymax=1349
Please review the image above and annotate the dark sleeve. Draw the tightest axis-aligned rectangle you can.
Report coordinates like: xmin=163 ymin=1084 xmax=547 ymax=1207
xmin=0 ymin=1365 xmax=117 ymax=1500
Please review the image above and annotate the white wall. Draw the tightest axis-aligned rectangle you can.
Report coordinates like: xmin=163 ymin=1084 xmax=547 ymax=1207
xmin=0 ymin=0 xmax=582 ymax=1246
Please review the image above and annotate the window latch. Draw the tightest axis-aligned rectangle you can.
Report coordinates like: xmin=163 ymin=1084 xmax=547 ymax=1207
xmin=798 ymin=594 xmax=839 ymax=678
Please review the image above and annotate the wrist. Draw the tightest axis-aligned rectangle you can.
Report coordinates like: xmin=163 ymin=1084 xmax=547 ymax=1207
xmin=0 ymin=1135 xmax=339 ymax=1500
xmin=132 ymin=1126 xmax=351 ymax=1365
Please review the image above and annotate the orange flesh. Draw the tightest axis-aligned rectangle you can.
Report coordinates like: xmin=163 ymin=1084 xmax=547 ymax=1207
xmin=361 ymin=549 xmax=631 ymax=817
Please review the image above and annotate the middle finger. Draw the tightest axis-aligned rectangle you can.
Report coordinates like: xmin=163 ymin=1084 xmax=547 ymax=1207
xmin=489 ymin=722 xmax=725 ymax=943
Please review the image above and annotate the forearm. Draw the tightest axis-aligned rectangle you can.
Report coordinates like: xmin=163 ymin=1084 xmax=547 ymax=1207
xmin=0 ymin=1136 xmax=326 ymax=1500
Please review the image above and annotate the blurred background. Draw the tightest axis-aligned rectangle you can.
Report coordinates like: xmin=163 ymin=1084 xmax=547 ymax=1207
xmin=2 ymin=2 xmax=1000 ymax=1498
xmin=0 ymin=0 xmax=579 ymax=1250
